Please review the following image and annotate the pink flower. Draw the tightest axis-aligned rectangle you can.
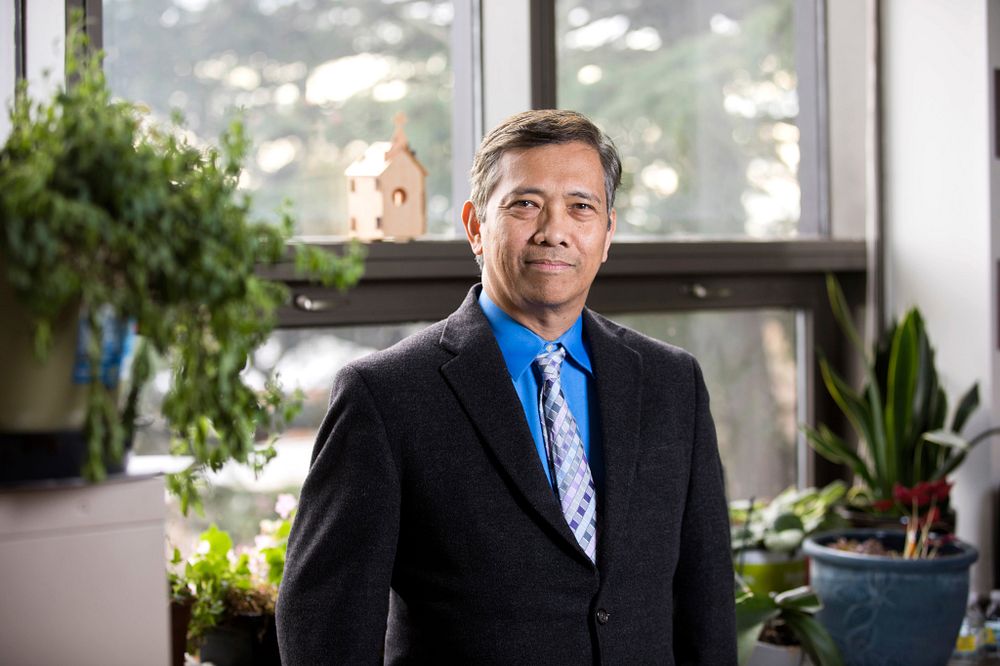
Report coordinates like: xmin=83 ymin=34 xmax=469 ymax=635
xmin=275 ymin=493 xmax=298 ymax=520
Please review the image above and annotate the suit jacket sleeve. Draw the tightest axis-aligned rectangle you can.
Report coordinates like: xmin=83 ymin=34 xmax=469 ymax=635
xmin=276 ymin=364 xmax=400 ymax=665
xmin=672 ymin=356 xmax=738 ymax=665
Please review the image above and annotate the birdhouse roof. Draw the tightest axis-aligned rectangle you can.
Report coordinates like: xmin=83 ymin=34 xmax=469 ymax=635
xmin=345 ymin=142 xmax=394 ymax=177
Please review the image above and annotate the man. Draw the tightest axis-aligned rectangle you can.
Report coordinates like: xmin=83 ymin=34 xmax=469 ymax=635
xmin=276 ymin=110 xmax=736 ymax=664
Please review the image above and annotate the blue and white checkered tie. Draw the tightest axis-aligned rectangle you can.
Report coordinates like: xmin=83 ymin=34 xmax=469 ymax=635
xmin=536 ymin=344 xmax=598 ymax=562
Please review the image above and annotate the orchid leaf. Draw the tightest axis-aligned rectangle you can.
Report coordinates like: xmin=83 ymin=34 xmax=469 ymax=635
xmin=951 ymin=384 xmax=980 ymax=433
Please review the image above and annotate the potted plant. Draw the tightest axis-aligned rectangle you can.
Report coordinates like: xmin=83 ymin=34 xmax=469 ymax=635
xmin=0 ymin=17 xmax=363 ymax=511
xmin=731 ymin=481 xmax=847 ymax=596
xmin=803 ymin=523 xmax=978 ymax=666
xmin=736 ymin=582 xmax=844 ymax=666
xmin=171 ymin=493 xmax=296 ymax=665
xmin=801 ymin=275 xmax=1000 ymax=523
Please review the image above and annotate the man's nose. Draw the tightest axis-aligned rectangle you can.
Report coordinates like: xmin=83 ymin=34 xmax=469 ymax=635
xmin=532 ymin=206 xmax=571 ymax=246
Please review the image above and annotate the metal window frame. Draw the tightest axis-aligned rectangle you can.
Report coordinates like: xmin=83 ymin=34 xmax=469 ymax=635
xmin=14 ymin=0 xmax=27 ymax=80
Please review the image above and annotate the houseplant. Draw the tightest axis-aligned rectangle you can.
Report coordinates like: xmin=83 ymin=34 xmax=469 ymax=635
xmin=736 ymin=583 xmax=844 ymax=666
xmin=801 ymin=275 xmax=1000 ymax=519
xmin=731 ymin=481 xmax=847 ymax=596
xmin=0 ymin=17 xmax=363 ymax=511
xmin=803 ymin=528 xmax=978 ymax=666
xmin=171 ymin=493 xmax=295 ymax=664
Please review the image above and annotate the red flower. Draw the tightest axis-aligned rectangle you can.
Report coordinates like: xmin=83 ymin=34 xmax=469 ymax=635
xmin=929 ymin=479 xmax=952 ymax=502
xmin=911 ymin=482 xmax=933 ymax=507
xmin=873 ymin=499 xmax=895 ymax=512
xmin=893 ymin=483 xmax=912 ymax=504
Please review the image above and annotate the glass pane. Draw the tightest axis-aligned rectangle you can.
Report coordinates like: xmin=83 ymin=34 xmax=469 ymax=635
xmin=611 ymin=310 xmax=798 ymax=500
xmin=556 ymin=0 xmax=802 ymax=239
xmin=103 ymin=0 xmax=455 ymax=237
xmin=137 ymin=322 xmax=433 ymax=552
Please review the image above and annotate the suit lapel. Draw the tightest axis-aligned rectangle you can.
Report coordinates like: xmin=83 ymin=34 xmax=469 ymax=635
xmin=584 ymin=310 xmax=643 ymax=571
xmin=438 ymin=288 xmax=588 ymax=560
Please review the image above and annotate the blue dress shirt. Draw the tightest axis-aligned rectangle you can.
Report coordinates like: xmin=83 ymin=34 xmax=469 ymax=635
xmin=478 ymin=290 xmax=604 ymax=492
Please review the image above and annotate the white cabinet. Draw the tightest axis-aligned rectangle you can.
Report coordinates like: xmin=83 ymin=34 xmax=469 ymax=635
xmin=0 ymin=475 xmax=169 ymax=666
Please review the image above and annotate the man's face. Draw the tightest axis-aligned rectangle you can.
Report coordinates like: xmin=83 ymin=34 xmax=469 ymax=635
xmin=462 ymin=141 xmax=616 ymax=328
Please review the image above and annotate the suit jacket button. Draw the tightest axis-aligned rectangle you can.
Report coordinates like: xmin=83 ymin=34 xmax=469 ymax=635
xmin=596 ymin=608 xmax=610 ymax=625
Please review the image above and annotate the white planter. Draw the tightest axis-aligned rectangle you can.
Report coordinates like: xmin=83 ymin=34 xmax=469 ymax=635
xmin=747 ymin=641 xmax=812 ymax=666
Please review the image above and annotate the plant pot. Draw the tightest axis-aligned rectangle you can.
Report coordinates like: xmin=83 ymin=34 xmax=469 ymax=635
xmin=199 ymin=613 xmax=280 ymax=666
xmin=734 ymin=549 xmax=808 ymax=597
xmin=747 ymin=641 xmax=812 ymax=666
xmin=803 ymin=528 xmax=978 ymax=666
xmin=0 ymin=274 xmax=134 ymax=482
xmin=0 ymin=275 xmax=87 ymax=432
xmin=170 ymin=598 xmax=193 ymax=666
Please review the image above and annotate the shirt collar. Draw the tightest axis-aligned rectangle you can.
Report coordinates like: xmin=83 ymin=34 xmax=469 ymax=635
xmin=478 ymin=288 xmax=593 ymax=381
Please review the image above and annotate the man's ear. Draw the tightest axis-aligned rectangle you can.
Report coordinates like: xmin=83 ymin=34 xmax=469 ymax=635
xmin=462 ymin=201 xmax=484 ymax=257
xmin=602 ymin=208 xmax=617 ymax=263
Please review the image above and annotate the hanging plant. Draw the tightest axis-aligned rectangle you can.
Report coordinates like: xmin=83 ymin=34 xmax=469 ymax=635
xmin=0 ymin=15 xmax=364 ymax=512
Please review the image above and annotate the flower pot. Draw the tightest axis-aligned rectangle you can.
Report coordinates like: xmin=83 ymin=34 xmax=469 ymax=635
xmin=0 ymin=274 xmax=134 ymax=482
xmin=199 ymin=613 xmax=280 ymax=666
xmin=747 ymin=641 xmax=812 ymax=666
xmin=0 ymin=275 xmax=87 ymax=433
xmin=170 ymin=598 xmax=193 ymax=666
xmin=734 ymin=548 xmax=808 ymax=597
xmin=803 ymin=528 xmax=978 ymax=666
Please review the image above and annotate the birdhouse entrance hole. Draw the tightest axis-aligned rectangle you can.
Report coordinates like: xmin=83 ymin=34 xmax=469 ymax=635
xmin=392 ymin=188 xmax=407 ymax=207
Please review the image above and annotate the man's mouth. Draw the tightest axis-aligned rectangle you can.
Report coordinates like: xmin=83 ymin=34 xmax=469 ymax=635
xmin=525 ymin=257 xmax=573 ymax=269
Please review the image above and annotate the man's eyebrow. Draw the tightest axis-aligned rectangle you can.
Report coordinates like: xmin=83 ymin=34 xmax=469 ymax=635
xmin=498 ymin=187 xmax=604 ymax=207
xmin=500 ymin=187 xmax=545 ymax=202
xmin=566 ymin=190 xmax=601 ymax=203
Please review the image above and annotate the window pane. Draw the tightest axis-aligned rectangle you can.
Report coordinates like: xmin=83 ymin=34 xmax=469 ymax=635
xmin=610 ymin=310 xmax=798 ymax=500
xmin=144 ymin=322 xmax=433 ymax=552
xmin=103 ymin=0 xmax=455 ymax=237
xmin=556 ymin=0 xmax=802 ymax=239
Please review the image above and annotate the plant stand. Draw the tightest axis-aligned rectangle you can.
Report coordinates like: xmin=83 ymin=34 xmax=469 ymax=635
xmin=0 ymin=473 xmax=169 ymax=664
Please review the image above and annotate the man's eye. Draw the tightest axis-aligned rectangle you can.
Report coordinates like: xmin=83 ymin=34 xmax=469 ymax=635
xmin=572 ymin=203 xmax=596 ymax=211
xmin=514 ymin=200 xmax=538 ymax=208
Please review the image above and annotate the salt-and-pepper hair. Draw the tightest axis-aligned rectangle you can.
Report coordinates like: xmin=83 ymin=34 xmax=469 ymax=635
xmin=468 ymin=109 xmax=622 ymax=223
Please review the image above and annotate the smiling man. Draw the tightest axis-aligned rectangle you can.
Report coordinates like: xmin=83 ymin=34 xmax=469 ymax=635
xmin=277 ymin=110 xmax=736 ymax=665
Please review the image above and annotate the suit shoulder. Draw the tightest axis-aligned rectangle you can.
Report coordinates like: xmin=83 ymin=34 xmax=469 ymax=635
xmin=587 ymin=310 xmax=699 ymax=368
xmin=342 ymin=319 xmax=448 ymax=381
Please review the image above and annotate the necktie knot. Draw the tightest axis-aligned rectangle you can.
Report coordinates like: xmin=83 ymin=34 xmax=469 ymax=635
xmin=535 ymin=344 xmax=566 ymax=380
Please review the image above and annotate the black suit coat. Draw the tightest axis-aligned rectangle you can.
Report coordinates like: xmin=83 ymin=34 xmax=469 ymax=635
xmin=276 ymin=286 xmax=736 ymax=665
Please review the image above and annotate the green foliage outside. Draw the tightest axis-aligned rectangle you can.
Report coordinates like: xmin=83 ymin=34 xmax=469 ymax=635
xmin=104 ymin=0 xmax=454 ymax=235
xmin=559 ymin=0 xmax=798 ymax=237
xmin=0 ymin=17 xmax=364 ymax=511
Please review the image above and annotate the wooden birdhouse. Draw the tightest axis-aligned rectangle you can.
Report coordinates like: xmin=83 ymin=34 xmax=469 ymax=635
xmin=345 ymin=113 xmax=427 ymax=241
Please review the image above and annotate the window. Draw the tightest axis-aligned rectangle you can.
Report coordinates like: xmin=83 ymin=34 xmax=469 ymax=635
xmin=555 ymin=0 xmax=821 ymax=239
xmin=92 ymin=0 xmax=869 ymax=542
xmin=103 ymin=0 xmax=458 ymax=236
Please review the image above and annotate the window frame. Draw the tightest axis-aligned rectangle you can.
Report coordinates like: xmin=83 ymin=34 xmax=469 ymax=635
xmin=87 ymin=0 xmax=867 ymax=490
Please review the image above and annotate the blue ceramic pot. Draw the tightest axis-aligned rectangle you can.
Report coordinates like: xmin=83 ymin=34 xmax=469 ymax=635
xmin=803 ymin=529 xmax=978 ymax=666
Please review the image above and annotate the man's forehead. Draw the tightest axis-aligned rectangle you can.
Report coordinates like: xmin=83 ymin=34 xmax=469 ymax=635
xmin=492 ymin=142 xmax=605 ymax=197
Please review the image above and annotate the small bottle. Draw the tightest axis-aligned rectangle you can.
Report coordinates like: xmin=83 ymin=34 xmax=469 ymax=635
xmin=984 ymin=590 xmax=1000 ymax=654
xmin=955 ymin=592 xmax=985 ymax=661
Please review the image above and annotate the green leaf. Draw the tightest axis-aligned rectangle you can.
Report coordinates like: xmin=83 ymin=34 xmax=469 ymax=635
xmin=951 ymin=383 xmax=980 ymax=433
xmin=783 ymin=610 xmax=844 ymax=666
xmin=736 ymin=593 xmax=779 ymax=666
xmin=885 ymin=312 xmax=920 ymax=485
xmin=923 ymin=430 xmax=969 ymax=451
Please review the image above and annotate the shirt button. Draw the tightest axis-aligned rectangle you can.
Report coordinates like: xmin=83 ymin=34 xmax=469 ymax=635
xmin=545 ymin=343 xmax=556 ymax=352
xmin=596 ymin=608 xmax=610 ymax=625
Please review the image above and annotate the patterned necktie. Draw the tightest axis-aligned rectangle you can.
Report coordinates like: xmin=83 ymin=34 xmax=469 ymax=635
xmin=535 ymin=344 xmax=598 ymax=562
